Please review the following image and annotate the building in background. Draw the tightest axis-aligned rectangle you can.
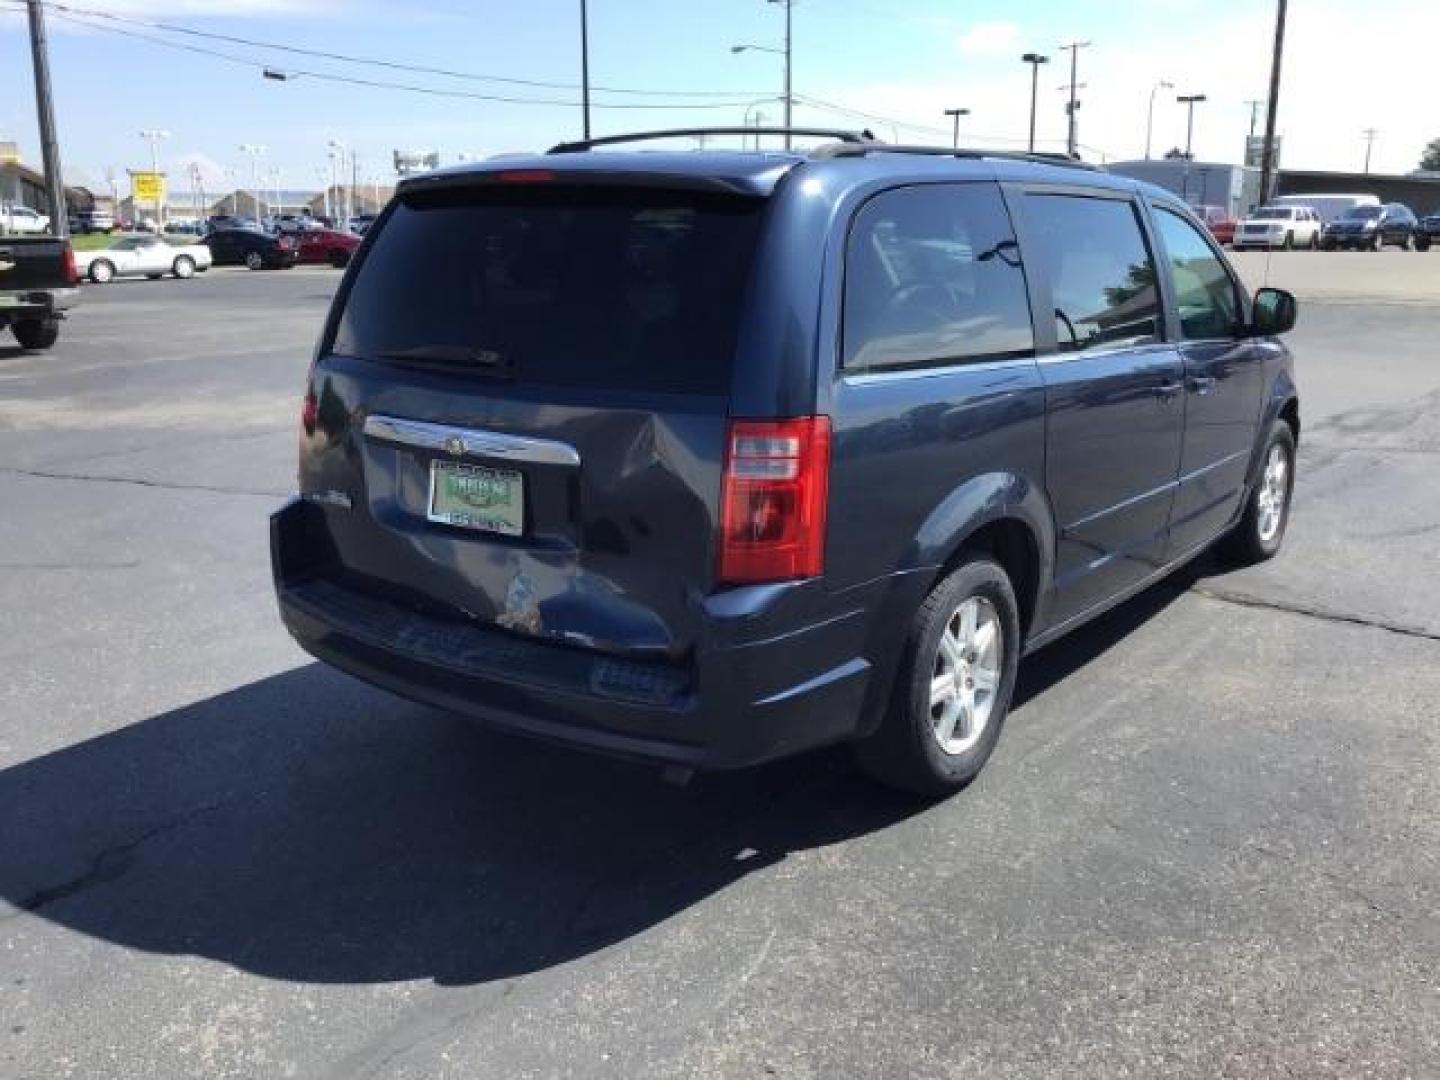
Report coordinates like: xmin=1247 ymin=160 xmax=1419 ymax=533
xmin=1107 ymin=159 xmax=1261 ymax=217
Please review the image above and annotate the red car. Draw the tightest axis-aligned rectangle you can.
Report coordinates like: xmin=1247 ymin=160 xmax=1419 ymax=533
xmin=295 ymin=228 xmax=362 ymax=268
xmin=1194 ymin=204 xmax=1238 ymax=246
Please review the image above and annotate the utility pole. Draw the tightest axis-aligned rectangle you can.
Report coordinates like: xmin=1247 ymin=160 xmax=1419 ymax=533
xmin=1258 ymin=0 xmax=1288 ymax=206
xmin=25 ymin=0 xmax=68 ymax=238
xmin=579 ymin=0 xmax=591 ymax=140
xmin=943 ymin=107 xmax=970 ymax=149
xmin=1362 ymin=128 xmax=1378 ymax=174
xmin=1058 ymin=41 xmax=1091 ymax=158
xmin=779 ymin=0 xmax=793 ymax=148
xmin=1021 ymin=53 xmax=1050 ymax=153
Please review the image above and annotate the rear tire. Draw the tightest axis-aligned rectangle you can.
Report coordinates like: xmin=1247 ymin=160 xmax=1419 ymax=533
xmin=1282 ymin=231 xmax=1293 ymax=250
xmin=854 ymin=556 xmax=1020 ymax=797
xmin=88 ymin=259 xmax=114 ymax=284
xmin=1308 ymin=232 xmax=1320 ymax=250
xmin=328 ymin=249 xmax=351 ymax=268
xmin=1418 ymin=235 xmax=1433 ymax=252
xmin=172 ymin=255 xmax=195 ymax=279
xmin=244 ymin=251 xmax=264 ymax=270
xmin=12 ymin=318 xmax=59 ymax=351
xmin=1220 ymin=420 xmax=1296 ymax=565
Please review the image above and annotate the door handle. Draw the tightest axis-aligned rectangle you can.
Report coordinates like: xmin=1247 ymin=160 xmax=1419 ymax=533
xmin=1188 ymin=376 xmax=1216 ymax=395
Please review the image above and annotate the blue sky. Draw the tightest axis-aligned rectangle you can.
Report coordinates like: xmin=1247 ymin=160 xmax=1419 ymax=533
xmin=2 ymin=0 xmax=1435 ymax=200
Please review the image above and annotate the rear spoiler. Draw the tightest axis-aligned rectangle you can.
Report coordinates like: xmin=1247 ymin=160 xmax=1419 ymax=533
xmin=397 ymin=167 xmax=782 ymax=199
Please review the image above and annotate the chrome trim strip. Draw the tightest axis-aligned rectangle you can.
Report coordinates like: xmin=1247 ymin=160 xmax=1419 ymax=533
xmin=363 ymin=414 xmax=581 ymax=467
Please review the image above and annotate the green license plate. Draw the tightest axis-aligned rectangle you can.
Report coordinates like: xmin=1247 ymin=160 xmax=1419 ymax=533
xmin=427 ymin=461 xmax=524 ymax=536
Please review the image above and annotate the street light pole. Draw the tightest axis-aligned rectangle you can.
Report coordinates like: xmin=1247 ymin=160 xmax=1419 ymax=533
xmin=1145 ymin=80 xmax=1173 ymax=159
xmin=1058 ymin=41 xmax=1091 ymax=158
xmin=579 ymin=0 xmax=591 ymax=140
xmin=24 ymin=0 xmax=68 ymax=239
xmin=239 ymin=143 xmax=266 ymax=222
xmin=328 ymin=140 xmax=349 ymax=226
xmin=1176 ymin=93 xmax=1207 ymax=159
xmin=776 ymin=0 xmax=792 ymax=148
xmin=1245 ymin=98 xmax=1265 ymax=139
xmin=1362 ymin=127 xmax=1378 ymax=174
xmin=139 ymin=129 xmax=169 ymax=230
xmin=1021 ymin=53 xmax=1050 ymax=153
xmin=943 ymin=107 xmax=970 ymax=149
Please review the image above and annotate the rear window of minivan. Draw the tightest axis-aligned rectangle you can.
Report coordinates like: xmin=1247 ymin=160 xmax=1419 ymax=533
xmin=331 ymin=185 xmax=764 ymax=395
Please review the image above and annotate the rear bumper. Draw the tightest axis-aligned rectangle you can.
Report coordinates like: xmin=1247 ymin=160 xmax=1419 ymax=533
xmin=271 ymin=497 xmax=873 ymax=770
xmin=0 ymin=287 xmax=77 ymax=318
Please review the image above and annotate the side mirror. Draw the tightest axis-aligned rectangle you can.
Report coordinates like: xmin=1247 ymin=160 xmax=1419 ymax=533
xmin=1252 ymin=287 xmax=1297 ymax=336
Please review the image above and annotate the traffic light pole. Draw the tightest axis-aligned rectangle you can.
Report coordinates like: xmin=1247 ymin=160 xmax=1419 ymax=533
xmin=26 ymin=0 xmax=69 ymax=239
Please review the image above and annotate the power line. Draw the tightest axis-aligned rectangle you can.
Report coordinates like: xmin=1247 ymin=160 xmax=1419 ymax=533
xmin=13 ymin=4 xmax=761 ymax=110
xmin=13 ymin=0 xmax=766 ymax=99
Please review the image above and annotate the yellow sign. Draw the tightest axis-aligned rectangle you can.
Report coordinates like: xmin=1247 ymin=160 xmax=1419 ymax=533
xmin=131 ymin=171 xmax=166 ymax=203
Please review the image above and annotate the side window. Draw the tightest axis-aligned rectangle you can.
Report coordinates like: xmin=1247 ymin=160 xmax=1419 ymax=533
xmin=1021 ymin=194 xmax=1162 ymax=353
xmin=1153 ymin=207 xmax=1241 ymax=341
xmin=842 ymin=183 xmax=1034 ymax=373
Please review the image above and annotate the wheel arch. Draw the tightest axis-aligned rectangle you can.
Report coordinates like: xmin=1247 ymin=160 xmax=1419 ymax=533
xmin=852 ymin=471 xmax=1056 ymax=739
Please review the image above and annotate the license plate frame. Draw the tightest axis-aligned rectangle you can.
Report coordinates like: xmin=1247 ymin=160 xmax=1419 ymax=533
xmin=426 ymin=460 xmax=525 ymax=537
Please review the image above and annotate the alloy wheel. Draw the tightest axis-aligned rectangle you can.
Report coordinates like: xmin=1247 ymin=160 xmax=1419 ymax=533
xmin=928 ymin=597 xmax=1003 ymax=756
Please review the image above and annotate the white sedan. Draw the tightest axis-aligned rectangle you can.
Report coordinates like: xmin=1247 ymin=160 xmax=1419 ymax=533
xmin=75 ymin=235 xmax=213 ymax=284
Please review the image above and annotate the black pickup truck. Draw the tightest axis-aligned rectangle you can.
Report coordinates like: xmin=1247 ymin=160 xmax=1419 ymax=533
xmin=0 ymin=235 xmax=78 ymax=350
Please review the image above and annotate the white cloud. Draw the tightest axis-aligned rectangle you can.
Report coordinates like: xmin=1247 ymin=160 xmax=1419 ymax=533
xmin=955 ymin=21 xmax=1020 ymax=58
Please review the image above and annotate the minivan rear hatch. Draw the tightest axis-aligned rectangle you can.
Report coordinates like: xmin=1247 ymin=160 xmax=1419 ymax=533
xmin=300 ymin=176 xmax=767 ymax=660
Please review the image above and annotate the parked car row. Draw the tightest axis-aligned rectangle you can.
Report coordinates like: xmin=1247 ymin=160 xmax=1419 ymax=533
xmin=1200 ymin=194 xmax=1438 ymax=253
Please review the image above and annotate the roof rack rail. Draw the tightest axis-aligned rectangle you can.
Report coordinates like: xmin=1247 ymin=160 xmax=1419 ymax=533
xmin=548 ymin=127 xmax=869 ymax=154
xmin=811 ymin=142 xmax=1099 ymax=170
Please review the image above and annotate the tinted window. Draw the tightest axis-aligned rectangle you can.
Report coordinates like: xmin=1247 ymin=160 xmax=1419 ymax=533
xmin=1022 ymin=194 xmax=1161 ymax=352
xmin=1154 ymin=207 xmax=1240 ymax=340
xmin=842 ymin=183 xmax=1034 ymax=373
xmin=332 ymin=186 xmax=762 ymax=395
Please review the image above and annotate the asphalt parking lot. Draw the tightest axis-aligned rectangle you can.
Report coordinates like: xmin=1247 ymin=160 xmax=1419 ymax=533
xmin=2 ymin=255 xmax=1438 ymax=1079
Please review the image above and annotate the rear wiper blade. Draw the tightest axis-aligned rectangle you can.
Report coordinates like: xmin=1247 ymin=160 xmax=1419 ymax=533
xmin=373 ymin=345 xmax=512 ymax=370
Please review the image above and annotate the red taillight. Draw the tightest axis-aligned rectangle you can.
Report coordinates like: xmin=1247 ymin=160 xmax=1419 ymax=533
xmin=61 ymin=242 xmax=78 ymax=285
xmin=718 ymin=417 xmax=831 ymax=585
xmin=300 ymin=387 xmax=318 ymax=435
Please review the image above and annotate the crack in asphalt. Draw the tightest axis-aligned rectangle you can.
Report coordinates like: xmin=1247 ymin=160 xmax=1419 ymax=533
xmin=1 ymin=466 xmax=287 ymax=499
xmin=5 ymin=800 xmax=231 ymax=921
xmin=1182 ymin=584 xmax=1440 ymax=644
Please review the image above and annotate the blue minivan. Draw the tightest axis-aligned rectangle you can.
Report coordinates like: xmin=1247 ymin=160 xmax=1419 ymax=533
xmin=272 ymin=129 xmax=1299 ymax=795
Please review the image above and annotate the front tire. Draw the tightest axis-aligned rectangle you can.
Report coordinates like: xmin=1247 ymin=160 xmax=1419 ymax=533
xmin=1417 ymin=235 xmax=1433 ymax=252
xmin=88 ymin=259 xmax=115 ymax=284
xmin=1221 ymin=420 xmax=1296 ymax=565
xmin=244 ymin=251 xmax=264 ymax=270
xmin=1308 ymin=232 xmax=1320 ymax=250
xmin=855 ymin=556 xmax=1021 ymax=797
xmin=1282 ymin=231 xmax=1293 ymax=250
xmin=12 ymin=318 xmax=60 ymax=351
xmin=328 ymin=249 xmax=351 ymax=268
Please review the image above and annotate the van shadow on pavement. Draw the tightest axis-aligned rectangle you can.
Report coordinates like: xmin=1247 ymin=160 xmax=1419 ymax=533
xmin=1 ymin=575 xmax=1188 ymax=988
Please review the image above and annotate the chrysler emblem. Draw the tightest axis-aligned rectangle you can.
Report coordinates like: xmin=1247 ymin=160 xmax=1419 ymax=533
xmin=443 ymin=435 xmax=466 ymax=457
